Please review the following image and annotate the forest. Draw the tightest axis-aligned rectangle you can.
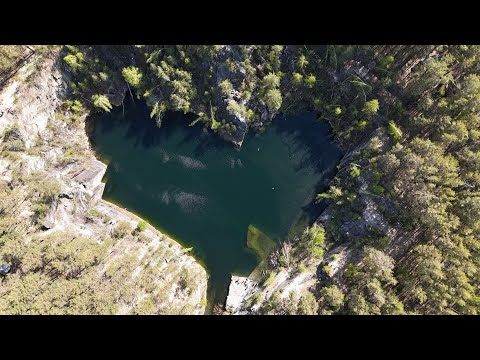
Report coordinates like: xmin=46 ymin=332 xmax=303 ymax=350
xmin=1 ymin=44 xmax=480 ymax=314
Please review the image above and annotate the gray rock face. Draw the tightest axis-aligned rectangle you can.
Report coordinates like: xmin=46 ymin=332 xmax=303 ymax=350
xmin=68 ymin=159 xmax=107 ymax=195
xmin=92 ymin=182 xmax=106 ymax=201
xmin=225 ymin=275 xmax=258 ymax=314
xmin=217 ymin=102 xmax=248 ymax=147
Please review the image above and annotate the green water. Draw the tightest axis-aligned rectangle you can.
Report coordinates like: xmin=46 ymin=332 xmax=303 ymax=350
xmin=88 ymin=99 xmax=341 ymax=306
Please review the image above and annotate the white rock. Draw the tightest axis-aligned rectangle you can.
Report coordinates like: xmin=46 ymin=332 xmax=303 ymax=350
xmin=225 ymin=275 xmax=258 ymax=314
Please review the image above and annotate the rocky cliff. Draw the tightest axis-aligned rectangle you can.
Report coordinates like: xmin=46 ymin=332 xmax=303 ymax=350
xmin=0 ymin=51 xmax=207 ymax=314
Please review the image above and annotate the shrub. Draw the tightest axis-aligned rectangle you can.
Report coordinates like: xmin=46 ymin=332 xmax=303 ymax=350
xmin=1 ymin=125 xmax=25 ymax=152
xmin=349 ymin=164 xmax=361 ymax=177
xmin=388 ymin=120 xmax=402 ymax=144
xmin=357 ymin=120 xmax=368 ymax=129
xmin=113 ymin=221 xmax=133 ymax=239
xmin=219 ymin=79 xmax=233 ymax=96
xmin=362 ymin=99 xmax=379 ymax=117
xmin=320 ymin=285 xmax=345 ymax=311
xmin=263 ymin=271 xmax=276 ymax=287
xmin=137 ymin=221 xmax=148 ymax=232
xmin=344 ymin=263 xmax=360 ymax=281
xmin=39 ymin=179 xmax=62 ymax=204
xmin=133 ymin=296 xmax=157 ymax=315
xmin=305 ymin=75 xmax=316 ymax=88
xmin=58 ymin=147 xmax=82 ymax=166
xmin=262 ymin=73 xmax=280 ymax=88
xmin=323 ymin=265 xmax=332 ymax=276
xmin=245 ymin=293 xmax=260 ymax=309
xmin=347 ymin=193 xmax=357 ymax=202
xmin=28 ymin=175 xmax=62 ymax=207
xmin=379 ymin=55 xmax=394 ymax=68
xmin=291 ymin=72 xmax=303 ymax=86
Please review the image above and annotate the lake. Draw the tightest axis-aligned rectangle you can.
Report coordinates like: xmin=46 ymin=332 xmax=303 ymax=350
xmin=88 ymin=99 xmax=341 ymax=308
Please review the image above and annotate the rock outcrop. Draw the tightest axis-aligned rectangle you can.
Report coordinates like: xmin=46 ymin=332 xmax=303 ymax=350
xmin=213 ymin=46 xmax=249 ymax=147
xmin=225 ymin=276 xmax=258 ymax=314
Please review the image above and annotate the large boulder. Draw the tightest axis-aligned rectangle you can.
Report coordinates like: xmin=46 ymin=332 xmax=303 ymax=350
xmin=68 ymin=159 xmax=107 ymax=195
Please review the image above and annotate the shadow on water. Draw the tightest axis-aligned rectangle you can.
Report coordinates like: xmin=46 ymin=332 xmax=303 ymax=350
xmin=95 ymin=100 xmax=233 ymax=156
xmin=88 ymin=97 xmax=342 ymax=312
xmin=272 ymin=113 xmax=343 ymax=223
xmin=274 ymin=113 xmax=340 ymax=174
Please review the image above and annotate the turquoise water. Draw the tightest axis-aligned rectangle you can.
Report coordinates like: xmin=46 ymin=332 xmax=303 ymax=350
xmin=88 ymin=99 xmax=341 ymax=306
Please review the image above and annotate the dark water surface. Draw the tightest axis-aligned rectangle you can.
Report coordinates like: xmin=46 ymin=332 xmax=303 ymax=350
xmin=88 ymin=99 xmax=341 ymax=307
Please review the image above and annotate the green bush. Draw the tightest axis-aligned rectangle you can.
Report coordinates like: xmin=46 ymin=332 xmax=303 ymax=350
xmin=113 ymin=221 xmax=133 ymax=239
xmin=349 ymin=164 xmax=361 ymax=177
xmin=263 ymin=271 xmax=276 ymax=287
xmin=305 ymin=74 xmax=316 ymax=88
xmin=387 ymin=120 xmax=402 ymax=144
xmin=219 ymin=79 xmax=233 ymax=96
xmin=298 ymin=264 xmax=307 ymax=273
xmin=357 ymin=120 xmax=368 ymax=129
xmin=323 ymin=265 xmax=332 ymax=275
xmin=1 ymin=125 xmax=25 ymax=153
xmin=344 ymin=263 xmax=360 ymax=281
xmin=291 ymin=72 xmax=303 ymax=86
xmin=137 ymin=221 xmax=148 ymax=232
xmin=363 ymin=99 xmax=380 ymax=116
